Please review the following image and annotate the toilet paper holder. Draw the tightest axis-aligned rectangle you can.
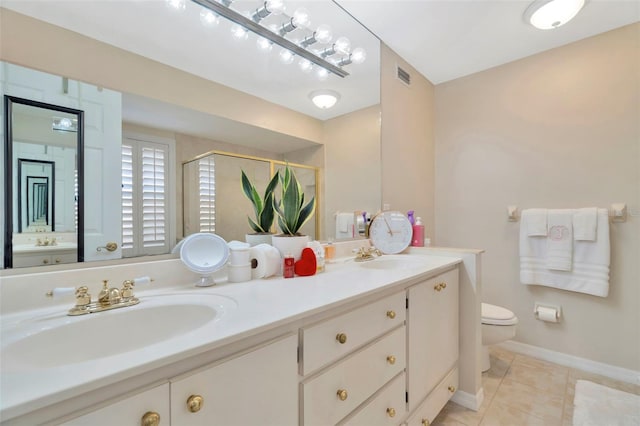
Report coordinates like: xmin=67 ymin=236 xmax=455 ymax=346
xmin=534 ymin=303 xmax=561 ymax=323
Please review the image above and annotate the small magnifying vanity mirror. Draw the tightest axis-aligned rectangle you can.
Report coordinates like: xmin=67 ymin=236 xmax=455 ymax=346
xmin=179 ymin=233 xmax=230 ymax=287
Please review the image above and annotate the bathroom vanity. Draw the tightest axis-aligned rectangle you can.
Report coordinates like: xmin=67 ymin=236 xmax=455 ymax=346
xmin=0 ymin=252 xmax=468 ymax=426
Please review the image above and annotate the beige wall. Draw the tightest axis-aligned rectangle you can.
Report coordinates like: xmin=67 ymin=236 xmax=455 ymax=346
xmin=434 ymin=24 xmax=640 ymax=371
xmin=322 ymin=105 xmax=382 ymax=240
xmin=380 ymin=44 xmax=436 ymax=241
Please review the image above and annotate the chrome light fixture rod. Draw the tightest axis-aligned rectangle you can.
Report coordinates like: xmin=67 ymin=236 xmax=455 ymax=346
xmin=191 ymin=0 xmax=349 ymax=78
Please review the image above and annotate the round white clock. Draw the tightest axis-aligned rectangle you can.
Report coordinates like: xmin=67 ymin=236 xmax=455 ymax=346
xmin=368 ymin=210 xmax=413 ymax=254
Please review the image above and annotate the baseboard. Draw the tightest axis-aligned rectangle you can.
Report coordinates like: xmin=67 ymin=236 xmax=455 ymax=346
xmin=451 ymin=387 xmax=484 ymax=411
xmin=499 ymin=340 xmax=640 ymax=385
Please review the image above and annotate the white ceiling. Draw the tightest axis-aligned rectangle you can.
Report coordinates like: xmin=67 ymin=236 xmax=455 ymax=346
xmin=2 ymin=0 xmax=638 ymax=149
xmin=338 ymin=0 xmax=639 ymax=84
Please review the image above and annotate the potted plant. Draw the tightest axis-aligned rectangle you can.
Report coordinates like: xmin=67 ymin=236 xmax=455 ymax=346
xmin=241 ymin=170 xmax=279 ymax=246
xmin=271 ymin=165 xmax=316 ymax=260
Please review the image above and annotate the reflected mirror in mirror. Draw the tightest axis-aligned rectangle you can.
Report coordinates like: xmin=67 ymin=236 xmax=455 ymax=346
xmin=19 ymin=160 xmax=54 ymax=232
xmin=4 ymin=96 xmax=84 ymax=268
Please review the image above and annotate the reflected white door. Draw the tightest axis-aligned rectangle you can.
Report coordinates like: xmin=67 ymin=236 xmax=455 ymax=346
xmin=81 ymin=83 xmax=122 ymax=261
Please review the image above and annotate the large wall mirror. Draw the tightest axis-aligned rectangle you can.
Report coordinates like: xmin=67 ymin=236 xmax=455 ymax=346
xmin=0 ymin=1 xmax=381 ymax=272
xmin=3 ymin=96 xmax=84 ymax=268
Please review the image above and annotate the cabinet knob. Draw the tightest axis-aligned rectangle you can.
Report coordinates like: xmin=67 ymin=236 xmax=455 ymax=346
xmin=55 ymin=258 xmax=61 ymax=264
xmin=336 ymin=333 xmax=347 ymax=344
xmin=387 ymin=407 xmax=396 ymax=418
xmin=434 ymin=283 xmax=446 ymax=291
xmin=43 ymin=259 xmax=49 ymax=264
xmin=141 ymin=411 xmax=160 ymax=426
xmin=187 ymin=394 xmax=204 ymax=413
xmin=422 ymin=419 xmax=430 ymax=426
xmin=337 ymin=389 xmax=348 ymax=401
xmin=386 ymin=355 xmax=396 ymax=365
xmin=448 ymin=385 xmax=456 ymax=393
xmin=386 ymin=310 xmax=396 ymax=319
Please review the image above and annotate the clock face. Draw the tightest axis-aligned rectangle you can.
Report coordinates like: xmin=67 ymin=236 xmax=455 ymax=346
xmin=368 ymin=211 xmax=413 ymax=254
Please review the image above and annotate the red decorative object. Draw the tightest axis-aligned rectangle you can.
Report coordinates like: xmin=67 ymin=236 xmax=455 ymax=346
xmin=294 ymin=247 xmax=317 ymax=276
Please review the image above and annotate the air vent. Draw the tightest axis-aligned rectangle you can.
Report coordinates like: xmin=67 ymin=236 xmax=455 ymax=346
xmin=396 ymin=65 xmax=411 ymax=86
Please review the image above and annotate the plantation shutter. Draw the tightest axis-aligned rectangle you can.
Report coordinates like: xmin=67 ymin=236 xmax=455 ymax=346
xmin=198 ymin=157 xmax=216 ymax=232
xmin=121 ymin=140 xmax=170 ymax=257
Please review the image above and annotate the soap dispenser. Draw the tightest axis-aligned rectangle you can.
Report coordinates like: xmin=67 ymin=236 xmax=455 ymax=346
xmin=412 ymin=217 xmax=425 ymax=247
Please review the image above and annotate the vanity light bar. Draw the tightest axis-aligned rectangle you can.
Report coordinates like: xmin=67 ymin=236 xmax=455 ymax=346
xmin=191 ymin=0 xmax=349 ymax=78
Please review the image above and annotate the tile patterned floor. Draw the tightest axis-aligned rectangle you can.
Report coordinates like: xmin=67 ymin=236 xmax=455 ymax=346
xmin=432 ymin=347 xmax=640 ymax=426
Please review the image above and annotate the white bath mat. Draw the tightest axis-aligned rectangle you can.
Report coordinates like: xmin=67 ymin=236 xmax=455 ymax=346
xmin=573 ymin=380 xmax=640 ymax=426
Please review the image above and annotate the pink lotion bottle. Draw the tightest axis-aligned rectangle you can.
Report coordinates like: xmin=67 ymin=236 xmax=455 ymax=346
xmin=412 ymin=217 xmax=425 ymax=247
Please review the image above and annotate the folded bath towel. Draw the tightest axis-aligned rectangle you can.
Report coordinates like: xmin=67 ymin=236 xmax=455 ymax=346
xmin=574 ymin=207 xmax=597 ymax=241
xmin=520 ymin=208 xmax=610 ymax=297
xmin=546 ymin=209 xmax=573 ymax=271
xmin=521 ymin=209 xmax=548 ymax=236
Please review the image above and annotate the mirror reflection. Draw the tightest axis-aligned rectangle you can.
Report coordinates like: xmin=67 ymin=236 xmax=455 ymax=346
xmin=4 ymin=96 xmax=83 ymax=268
xmin=183 ymin=152 xmax=318 ymax=243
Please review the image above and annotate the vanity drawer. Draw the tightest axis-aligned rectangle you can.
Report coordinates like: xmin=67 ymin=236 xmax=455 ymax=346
xmin=302 ymin=325 xmax=406 ymax=426
xmin=340 ymin=372 xmax=406 ymax=426
xmin=301 ymin=291 xmax=405 ymax=374
xmin=405 ymin=367 xmax=458 ymax=426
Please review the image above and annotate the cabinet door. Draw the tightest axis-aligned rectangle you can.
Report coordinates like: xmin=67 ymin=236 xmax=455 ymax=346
xmin=171 ymin=334 xmax=298 ymax=426
xmin=407 ymin=268 xmax=458 ymax=411
xmin=60 ymin=383 xmax=169 ymax=426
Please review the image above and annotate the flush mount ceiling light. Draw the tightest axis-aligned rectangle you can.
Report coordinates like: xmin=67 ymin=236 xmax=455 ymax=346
xmin=180 ymin=0 xmax=366 ymax=79
xmin=309 ymin=90 xmax=340 ymax=109
xmin=524 ymin=0 xmax=586 ymax=30
xmin=52 ymin=117 xmax=78 ymax=132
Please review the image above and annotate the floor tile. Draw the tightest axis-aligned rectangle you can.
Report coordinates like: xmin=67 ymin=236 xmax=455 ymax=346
xmin=491 ymin=376 xmax=564 ymax=423
xmin=480 ymin=401 xmax=552 ymax=426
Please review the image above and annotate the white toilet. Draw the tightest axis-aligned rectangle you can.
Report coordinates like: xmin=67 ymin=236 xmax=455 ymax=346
xmin=481 ymin=303 xmax=518 ymax=372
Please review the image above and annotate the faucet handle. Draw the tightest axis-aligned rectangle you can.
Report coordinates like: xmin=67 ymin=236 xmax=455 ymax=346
xmin=121 ymin=276 xmax=153 ymax=299
xmin=46 ymin=287 xmax=76 ymax=298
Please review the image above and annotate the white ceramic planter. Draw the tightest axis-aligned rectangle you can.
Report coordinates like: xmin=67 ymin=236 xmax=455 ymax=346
xmin=271 ymin=235 xmax=310 ymax=261
xmin=245 ymin=233 xmax=273 ymax=247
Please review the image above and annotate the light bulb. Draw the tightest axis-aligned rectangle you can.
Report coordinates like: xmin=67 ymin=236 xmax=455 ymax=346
xmin=316 ymin=68 xmax=329 ymax=81
xmin=292 ymin=8 xmax=311 ymax=29
xmin=256 ymin=37 xmax=273 ymax=52
xmin=166 ymin=0 xmax=186 ymax=11
xmin=279 ymin=49 xmax=295 ymax=65
xmin=200 ymin=10 xmax=219 ymax=27
xmin=351 ymin=47 xmax=366 ymax=64
xmin=299 ymin=58 xmax=313 ymax=73
xmin=231 ymin=24 xmax=249 ymax=40
xmin=265 ymin=0 xmax=285 ymax=15
xmin=334 ymin=36 xmax=351 ymax=55
xmin=315 ymin=24 xmax=333 ymax=44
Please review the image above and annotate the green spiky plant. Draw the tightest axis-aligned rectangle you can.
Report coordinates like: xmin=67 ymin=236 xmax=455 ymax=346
xmin=274 ymin=165 xmax=316 ymax=236
xmin=241 ymin=170 xmax=279 ymax=234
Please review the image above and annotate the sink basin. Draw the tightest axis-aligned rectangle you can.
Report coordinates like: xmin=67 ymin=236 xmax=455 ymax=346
xmin=1 ymin=293 xmax=236 ymax=370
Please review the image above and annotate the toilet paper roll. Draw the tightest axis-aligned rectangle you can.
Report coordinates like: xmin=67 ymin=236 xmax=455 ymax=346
xmin=535 ymin=306 xmax=559 ymax=323
xmin=250 ymin=244 xmax=281 ymax=279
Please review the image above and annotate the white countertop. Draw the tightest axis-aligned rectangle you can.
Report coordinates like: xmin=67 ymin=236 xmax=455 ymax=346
xmin=0 ymin=252 xmax=461 ymax=423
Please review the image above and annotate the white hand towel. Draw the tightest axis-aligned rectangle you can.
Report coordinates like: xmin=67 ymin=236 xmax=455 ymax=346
xmin=546 ymin=209 xmax=573 ymax=271
xmin=521 ymin=208 xmax=548 ymax=236
xmin=573 ymin=207 xmax=598 ymax=241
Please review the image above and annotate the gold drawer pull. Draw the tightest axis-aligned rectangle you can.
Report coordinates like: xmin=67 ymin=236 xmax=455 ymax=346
xmin=422 ymin=419 xmax=430 ymax=426
xmin=141 ymin=411 xmax=160 ymax=426
xmin=448 ymin=385 xmax=456 ymax=393
xmin=187 ymin=394 xmax=204 ymax=413
xmin=387 ymin=407 xmax=396 ymax=418
xmin=337 ymin=389 xmax=348 ymax=401
xmin=386 ymin=355 xmax=396 ymax=365
xmin=336 ymin=333 xmax=347 ymax=344
xmin=43 ymin=259 xmax=49 ymax=264
xmin=386 ymin=310 xmax=396 ymax=319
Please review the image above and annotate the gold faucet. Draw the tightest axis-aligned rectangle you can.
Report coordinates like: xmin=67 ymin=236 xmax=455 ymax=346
xmin=354 ymin=246 xmax=382 ymax=262
xmin=67 ymin=279 xmax=140 ymax=316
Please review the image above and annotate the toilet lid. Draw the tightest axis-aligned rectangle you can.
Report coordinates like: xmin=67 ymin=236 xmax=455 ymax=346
xmin=482 ymin=303 xmax=518 ymax=326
